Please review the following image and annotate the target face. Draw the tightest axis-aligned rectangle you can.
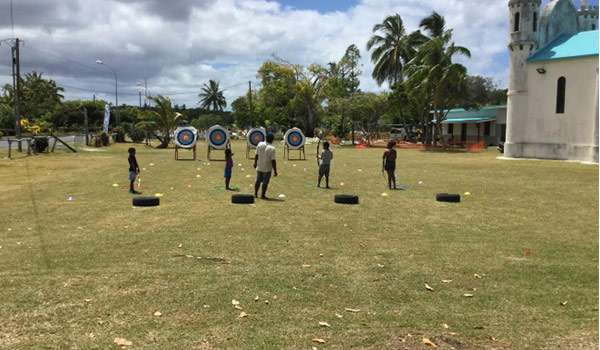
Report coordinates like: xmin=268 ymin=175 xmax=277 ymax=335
xmin=207 ymin=125 xmax=230 ymax=149
xmin=284 ymin=128 xmax=305 ymax=150
xmin=247 ymin=127 xmax=266 ymax=148
xmin=174 ymin=126 xmax=198 ymax=149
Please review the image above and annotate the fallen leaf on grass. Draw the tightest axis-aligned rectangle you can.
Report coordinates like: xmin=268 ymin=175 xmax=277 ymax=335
xmin=265 ymin=300 xmax=270 ymax=305
xmin=254 ymin=296 xmax=259 ymax=302
xmin=237 ymin=311 xmax=248 ymax=318
xmin=441 ymin=279 xmax=453 ymax=283
xmin=425 ymin=283 xmax=434 ymax=291
xmin=559 ymin=301 xmax=568 ymax=306
xmin=178 ymin=244 xmax=182 ymax=248
xmin=422 ymin=337 xmax=438 ymax=348
xmin=153 ymin=311 xmax=162 ymax=316
xmin=302 ymin=264 xmax=311 ymax=268
xmin=489 ymin=335 xmax=498 ymax=342
xmin=441 ymin=323 xmax=449 ymax=329
xmin=312 ymin=338 xmax=326 ymax=343
xmin=84 ymin=299 xmax=92 ymax=303
xmin=232 ymin=300 xmax=240 ymax=306
xmin=234 ymin=305 xmax=243 ymax=310
xmin=318 ymin=321 xmax=331 ymax=327
xmin=114 ymin=337 xmax=133 ymax=346
xmin=463 ymin=293 xmax=474 ymax=297
xmin=345 ymin=308 xmax=360 ymax=313
xmin=473 ymin=325 xmax=485 ymax=329
xmin=377 ymin=263 xmax=385 ymax=268
xmin=335 ymin=313 xmax=343 ymax=318
xmin=474 ymin=274 xmax=482 ymax=279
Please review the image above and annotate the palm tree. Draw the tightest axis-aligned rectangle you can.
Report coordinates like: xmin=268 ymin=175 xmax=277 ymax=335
xmin=366 ymin=14 xmax=426 ymax=87
xmin=147 ymin=94 xmax=185 ymax=148
xmin=404 ymin=12 xmax=471 ymax=145
xmin=198 ymin=79 xmax=227 ymax=111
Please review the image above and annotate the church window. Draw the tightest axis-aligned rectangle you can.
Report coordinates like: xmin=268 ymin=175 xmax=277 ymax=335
xmin=514 ymin=12 xmax=520 ymax=32
xmin=556 ymin=77 xmax=566 ymax=114
xmin=533 ymin=13 xmax=537 ymax=32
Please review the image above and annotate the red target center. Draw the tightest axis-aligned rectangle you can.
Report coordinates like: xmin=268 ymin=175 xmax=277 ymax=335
xmin=253 ymin=135 xmax=261 ymax=142
xmin=291 ymin=136 xmax=298 ymax=142
xmin=182 ymin=134 xmax=190 ymax=141
xmin=214 ymin=134 xmax=222 ymax=141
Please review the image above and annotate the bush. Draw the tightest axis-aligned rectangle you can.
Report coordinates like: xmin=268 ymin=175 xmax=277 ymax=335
xmin=100 ymin=132 xmax=110 ymax=146
xmin=112 ymin=127 xmax=126 ymax=143
xmin=0 ymin=131 xmax=3 ymax=138
xmin=33 ymin=137 xmax=49 ymax=153
xmin=129 ymin=127 xmax=146 ymax=143
xmin=94 ymin=136 xmax=102 ymax=147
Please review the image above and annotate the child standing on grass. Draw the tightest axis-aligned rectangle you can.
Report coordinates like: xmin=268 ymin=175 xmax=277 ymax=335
xmin=224 ymin=148 xmax=234 ymax=190
xmin=128 ymin=147 xmax=141 ymax=194
xmin=383 ymin=141 xmax=397 ymax=189
xmin=317 ymin=141 xmax=333 ymax=188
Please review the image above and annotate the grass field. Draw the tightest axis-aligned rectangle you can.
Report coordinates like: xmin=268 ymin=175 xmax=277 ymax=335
xmin=0 ymin=140 xmax=598 ymax=349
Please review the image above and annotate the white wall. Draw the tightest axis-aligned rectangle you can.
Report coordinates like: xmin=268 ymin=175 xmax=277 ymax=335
xmin=516 ymin=56 xmax=599 ymax=161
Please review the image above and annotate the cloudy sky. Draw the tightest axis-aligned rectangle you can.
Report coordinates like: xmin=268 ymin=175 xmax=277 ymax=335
xmin=0 ymin=0 xmax=597 ymax=108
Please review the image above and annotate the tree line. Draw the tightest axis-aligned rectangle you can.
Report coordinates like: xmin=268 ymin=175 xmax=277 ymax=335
xmin=0 ymin=11 xmax=506 ymax=145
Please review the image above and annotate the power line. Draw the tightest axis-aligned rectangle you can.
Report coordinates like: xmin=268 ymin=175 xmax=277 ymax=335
xmin=22 ymin=45 xmax=106 ymax=73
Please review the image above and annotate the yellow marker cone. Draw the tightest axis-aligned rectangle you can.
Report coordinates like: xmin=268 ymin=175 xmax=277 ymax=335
xmin=464 ymin=192 xmax=471 ymax=195
xmin=112 ymin=183 xmax=119 ymax=187
xmin=381 ymin=193 xmax=389 ymax=197
xmin=154 ymin=193 xmax=164 ymax=197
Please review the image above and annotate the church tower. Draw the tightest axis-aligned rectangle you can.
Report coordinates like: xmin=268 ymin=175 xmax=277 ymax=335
xmin=578 ymin=0 xmax=599 ymax=31
xmin=505 ymin=0 xmax=541 ymax=158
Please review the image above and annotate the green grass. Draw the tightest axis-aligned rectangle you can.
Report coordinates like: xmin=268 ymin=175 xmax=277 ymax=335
xmin=0 ymin=141 xmax=597 ymax=349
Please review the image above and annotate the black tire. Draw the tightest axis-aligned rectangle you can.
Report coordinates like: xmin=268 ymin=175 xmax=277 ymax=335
xmin=334 ymin=194 xmax=359 ymax=205
xmin=133 ymin=196 xmax=160 ymax=207
xmin=436 ymin=193 xmax=460 ymax=203
xmin=232 ymin=194 xmax=255 ymax=204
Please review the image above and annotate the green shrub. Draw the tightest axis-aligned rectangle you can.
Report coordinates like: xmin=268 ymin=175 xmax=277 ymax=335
xmin=129 ymin=127 xmax=146 ymax=143
xmin=100 ymin=132 xmax=110 ymax=146
xmin=33 ymin=137 xmax=49 ymax=153
xmin=112 ymin=127 xmax=126 ymax=143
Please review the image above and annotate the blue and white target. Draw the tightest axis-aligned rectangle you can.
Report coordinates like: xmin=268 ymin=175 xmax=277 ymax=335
xmin=284 ymin=127 xmax=305 ymax=150
xmin=207 ymin=125 xmax=229 ymax=149
xmin=174 ymin=126 xmax=198 ymax=149
xmin=247 ymin=127 xmax=266 ymax=149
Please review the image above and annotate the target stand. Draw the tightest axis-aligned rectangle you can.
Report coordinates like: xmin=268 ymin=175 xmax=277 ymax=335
xmin=206 ymin=125 xmax=231 ymax=161
xmin=207 ymin=142 xmax=231 ymax=161
xmin=246 ymin=127 xmax=266 ymax=159
xmin=174 ymin=126 xmax=199 ymax=161
xmin=283 ymin=127 xmax=306 ymax=160
xmin=284 ymin=144 xmax=306 ymax=160
xmin=175 ymin=144 xmax=197 ymax=160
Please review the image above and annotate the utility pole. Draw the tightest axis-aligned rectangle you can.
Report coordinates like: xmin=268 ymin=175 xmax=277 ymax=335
xmin=248 ymin=81 xmax=253 ymax=128
xmin=14 ymin=38 xmax=22 ymax=151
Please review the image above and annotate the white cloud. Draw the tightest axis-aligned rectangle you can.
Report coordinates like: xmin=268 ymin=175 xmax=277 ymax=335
xmin=3 ymin=0 xmax=588 ymax=107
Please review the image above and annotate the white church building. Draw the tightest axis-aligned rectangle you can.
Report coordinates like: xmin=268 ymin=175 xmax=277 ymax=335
xmin=505 ymin=0 xmax=599 ymax=163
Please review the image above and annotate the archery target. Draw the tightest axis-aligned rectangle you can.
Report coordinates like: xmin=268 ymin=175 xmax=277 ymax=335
xmin=247 ymin=127 xmax=266 ymax=149
xmin=284 ymin=127 xmax=305 ymax=150
xmin=207 ymin=125 xmax=229 ymax=149
xmin=174 ymin=126 xmax=198 ymax=148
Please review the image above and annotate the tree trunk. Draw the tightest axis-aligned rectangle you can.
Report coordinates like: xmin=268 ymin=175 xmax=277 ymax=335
xmin=351 ymin=124 xmax=355 ymax=145
xmin=399 ymin=105 xmax=414 ymax=143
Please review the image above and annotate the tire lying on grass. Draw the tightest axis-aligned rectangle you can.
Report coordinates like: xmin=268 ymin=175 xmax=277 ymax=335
xmin=133 ymin=196 xmax=160 ymax=207
xmin=334 ymin=194 xmax=359 ymax=205
xmin=232 ymin=194 xmax=255 ymax=204
xmin=436 ymin=193 xmax=460 ymax=203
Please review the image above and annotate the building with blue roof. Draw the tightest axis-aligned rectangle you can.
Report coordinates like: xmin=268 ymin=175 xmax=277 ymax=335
xmin=434 ymin=105 xmax=507 ymax=146
xmin=505 ymin=0 xmax=599 ymax=163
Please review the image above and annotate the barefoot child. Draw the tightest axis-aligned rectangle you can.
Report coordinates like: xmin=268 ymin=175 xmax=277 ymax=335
xmin=128 ymin=147 xmax=141 ymax=194
xmin=382 ymin=141 xmax=397 ymax=189
xmin=317 ymin=141 xmax=333 ymax=188
xmin=224 ymin=148 xmax=234 ymax=190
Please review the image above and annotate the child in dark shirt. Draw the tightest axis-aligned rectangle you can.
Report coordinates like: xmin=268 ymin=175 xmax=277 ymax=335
xmin=128 ymin=147 xmax=141 ymax=194
xmin=224 ymin=148 xmax=234 ymax=190
xmin=382 ymin=141 xmax=397 ymax=189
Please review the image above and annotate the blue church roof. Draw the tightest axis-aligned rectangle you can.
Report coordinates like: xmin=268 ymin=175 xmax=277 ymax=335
xmin=528 ymin=30 xmax=599 ymax=63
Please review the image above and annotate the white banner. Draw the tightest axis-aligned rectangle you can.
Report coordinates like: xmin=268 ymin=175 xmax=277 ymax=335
xmin=103 ymin=104 xmax=110 ymax=132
